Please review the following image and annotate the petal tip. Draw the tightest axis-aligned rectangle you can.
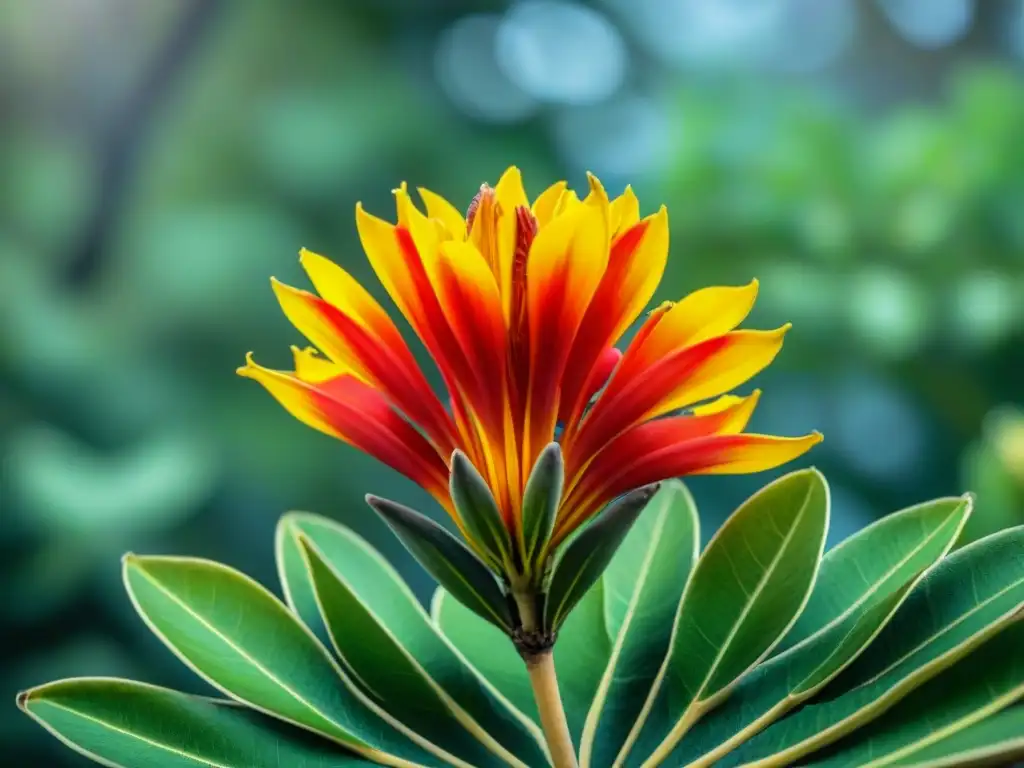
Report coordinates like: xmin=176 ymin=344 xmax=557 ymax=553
xmin=236 ymin=352 xmax=258 ymax=377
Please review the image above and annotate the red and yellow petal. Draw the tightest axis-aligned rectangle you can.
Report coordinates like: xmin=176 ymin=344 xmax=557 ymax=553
xmin=559 ymin=430 xmax=821 ymax=544
xmin=566 ymin=327 xmax=788 ymax=477
xmin=619 ymin=280 xmax=760 ymax=380
xmin=298 ymin=248 xmax=402 ymax=348
xmin=356 ymin=194 xmax=507 ymax=492
xmin=523 ymin=200 xmax=608 ymax=480
xmin=291 ymin=345 xmax=345 ymax=383
xmin=271 ymin=278 xmax=457 ymax=456
xmin=558 ymin=206 xmax=669 ymax=427
xmin=562 ymin=391 xmax=760 ymax=524
xmin=237 ymin=355 xmax=453 ymax=511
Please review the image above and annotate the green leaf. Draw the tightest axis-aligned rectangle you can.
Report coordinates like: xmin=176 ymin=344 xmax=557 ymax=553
xmin=122 ymin=555 xmax=442 ymax=766
xmin=432 ymin=588 xmax=538 ymax=724
xmin=775 ymin=495 xmax=973 ymax=654
xmin=277 ymin=513 xmax=547 ymax=768
xmin=366 ymin=494 xmax=513 ymax=632
xmin=548 ymin=576 xmax=616 ymax=744
xmin=433 ymin=574 xmax=614 ymax=744
xmin=295 ymin=527 xmax=548 ymax=768
xmin=449 ymin=450 xmax=513 ymax=569
xmin=18 ymin=678 xmax=368 ymax=767
xmin=883 ymin=704 xmax=1024 ymax=767
xmin=544 ymin=483 xmax=659 ymax=632
xmin=805 ymin=621 xmax=1024 ymax=767
xmin=519 ymin=443 xmax=563 ymax=574
xmin=729 ymin=525 xmax=1024 ymax=766
xmin=297 ymin=536 xmax=512 ymax=767
xmin=579 ymin=481 xmax=699 ymax=768
xmin=623 ymin=468 xmax=830 ymax=766
xmin=669 ymin=495 xmax=972 ymax=766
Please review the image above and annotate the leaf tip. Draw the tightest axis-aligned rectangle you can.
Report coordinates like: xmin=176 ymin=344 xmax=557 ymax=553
xmin=15 ymin=690 xmax=30 ymax=711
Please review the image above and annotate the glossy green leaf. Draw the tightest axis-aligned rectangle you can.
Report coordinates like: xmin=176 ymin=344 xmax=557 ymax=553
xmin=579 ymin=481 xmax=699 ymax=768
xmin=432 ymin=588 xmax=538 ymax=724
xmin=884 ymin=704 xmax=1024 ymax=767
xmin=366 ymin=494 xmax=513 ymax=632
xmin=433 ymin=574 xmax=614 ymax=744
xmin=544 ymin=483 xmax=659 ymax=632
xmin=18 ymin=678 xmax=367 ymax=767
xmin=122 ymin=555 xmax=442 ymax=766
xmin=548 ymin=576 xmax=615 ymax=743
xmin=277 ymin=512 xmax=547 ymax=767
xmin=806 ymin=621 xmax=1024 ymax=766
xmin=729 ymin=525 xmax=1024 ymax=767
xmin=669 ymin=495 xmax=972 ymax=766
xmin=519 ymin=443 xmax=563 ymax=574
xmin=622 ymin=468 xmax=829 ymax=766
xmin=775 ymin=495 xmax=973 ymax=654
xmin=450 ymin=450 xmax=512 ymax=569
xmin=298 ymin=535 xmax=518 ymax=768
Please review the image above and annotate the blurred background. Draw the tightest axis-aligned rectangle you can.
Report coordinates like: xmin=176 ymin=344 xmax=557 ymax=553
xmin=3 ymin=0 xmax=1024 ymax=763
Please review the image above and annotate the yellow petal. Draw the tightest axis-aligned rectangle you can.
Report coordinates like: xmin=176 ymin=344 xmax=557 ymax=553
xmin=495 ymin=166 xmax=529 ymax=212
xmin=609 ymin=185 xmax=641 ymax=237
xmin=641 ymin=279 xmax=760 ymax=364
xmin=583 ymin=172 xmax=610 ymax=221
xmin=298 ymin=248 xmax=390 ymax=333
xmin=355 ymin=202 xmax=424 ymax=327
xmin=608 ymin=206 xmax=669 ymax=344
xmin=554 ymin=188 xmax=581 ymax=219
xmin=691 ymin=389 xmax=762 ymax=434
xmin=291 ymin=346 xmax=345 ymax=384
xmin=418 ymin=187 xmax=466 ymax=239
xmin=532 ymin=180 xmax=568 ymax=227
xmin=654 ymin=327 xmax=789 ymax=417
xmin=237 ymin=353 xmax=340 ymax=439
xmin=695 ymin=432 xmax=823 ymax=475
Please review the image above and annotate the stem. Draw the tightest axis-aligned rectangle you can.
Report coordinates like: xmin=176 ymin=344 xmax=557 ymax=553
xmin=513 ymin=589 xmax=540 ymax=632
xmin=525 ymin=651 xmax=578 ymax=768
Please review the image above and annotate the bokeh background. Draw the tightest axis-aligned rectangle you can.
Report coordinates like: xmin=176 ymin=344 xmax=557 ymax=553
xmin=3 ymin=1 xmax=1024 ymax=763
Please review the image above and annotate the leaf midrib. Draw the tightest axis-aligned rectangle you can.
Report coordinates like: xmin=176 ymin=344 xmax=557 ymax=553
xmin=694 ymin=479 xmax=816 ymax=702
xmin=787 ymin=505 xmax=965 ymax=656
xmin=26 ymin=699 xmax=235 ymax=768
xmin=130 ymin=565 xmax=354 ymax=744
xmin=579 ymin=500 xmax=673 ymax=767
xmin=741 ymin=602 xmax=1024 ymax=767
xmin=300 ymin=535 xmax=536 ymax=768
xmin=859 ymin=681 xmax=1024 ymax=768
xmin=851 ymin=576 xmax=1024 ymax=691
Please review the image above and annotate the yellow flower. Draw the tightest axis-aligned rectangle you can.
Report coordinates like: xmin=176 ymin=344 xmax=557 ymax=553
xmin=239 ymin=168 xmax=820 ymax=549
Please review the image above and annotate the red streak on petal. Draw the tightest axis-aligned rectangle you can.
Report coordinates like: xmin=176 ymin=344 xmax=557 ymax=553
xmin=312 ymin=297 xmax=457 ymax=457
xmin=567 ymin=333 xmax=732 ymax=480
xmin=311 ymin=376 xmax=452 ymax=509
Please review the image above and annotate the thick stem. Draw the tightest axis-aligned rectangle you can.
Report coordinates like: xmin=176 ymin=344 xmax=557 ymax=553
xmin=513 ymin=589 xmax=540 ymax=632
xmin=525 ymin=651 xmax=578 ymax=768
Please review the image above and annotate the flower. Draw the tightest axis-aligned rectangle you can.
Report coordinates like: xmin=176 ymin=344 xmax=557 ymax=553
xmin=238 ymin=168 xmax=821 ymax=554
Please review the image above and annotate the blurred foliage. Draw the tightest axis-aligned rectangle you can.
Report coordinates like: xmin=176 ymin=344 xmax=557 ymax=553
xmin=1 ymin=2 xmax=1022 ymax=765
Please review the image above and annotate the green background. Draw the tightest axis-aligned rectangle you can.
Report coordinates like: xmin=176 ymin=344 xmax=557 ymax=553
xmin=2 ymin=1 xmax=1023 ymax=764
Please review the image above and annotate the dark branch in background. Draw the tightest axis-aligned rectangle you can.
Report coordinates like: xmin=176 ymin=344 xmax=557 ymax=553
xmin=63 ymin=0 xmax=225 ymax=287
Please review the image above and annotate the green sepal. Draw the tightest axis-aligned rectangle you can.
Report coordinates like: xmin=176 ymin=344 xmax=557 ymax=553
xmin=449 ymin=450 xmax=513 ymax=570
xmin=543 ymin=483 xmax=659 ymax=633
xmin=366 ymin=494 xmax=514 ymax=633
xmin=519 ymin=442 xmax=564 ymax=578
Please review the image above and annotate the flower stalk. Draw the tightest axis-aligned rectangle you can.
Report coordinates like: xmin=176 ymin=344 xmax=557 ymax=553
xmin=525 ymin=650 xmax=579 ymax=768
